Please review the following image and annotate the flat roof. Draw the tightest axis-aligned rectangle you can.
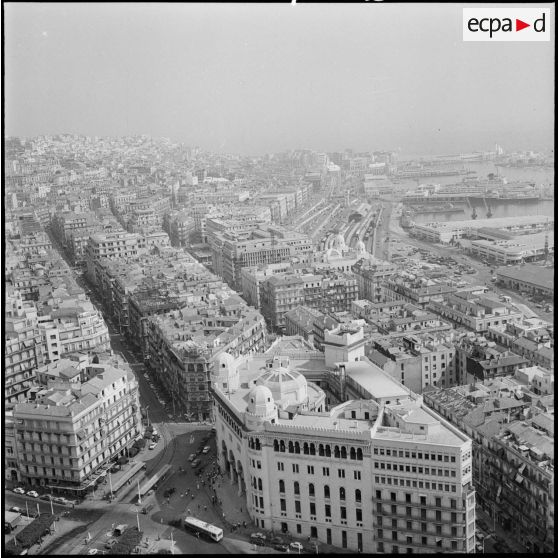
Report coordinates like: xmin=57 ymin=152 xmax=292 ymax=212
xmin=343 ymin=361 xmax=409 ymax=399
xmin=497 ymin=264 xmax=554 ymax=290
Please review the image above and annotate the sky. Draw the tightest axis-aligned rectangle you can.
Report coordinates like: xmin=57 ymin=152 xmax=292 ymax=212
xmin=4 ymin=3 xmax=555 ymax=156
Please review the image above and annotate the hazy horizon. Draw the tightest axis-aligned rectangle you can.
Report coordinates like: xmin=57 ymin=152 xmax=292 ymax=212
xmin=5 ymin=3 xmax=555 ymax=156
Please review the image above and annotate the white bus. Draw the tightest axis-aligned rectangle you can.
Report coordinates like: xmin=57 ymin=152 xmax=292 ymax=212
xmin=184 ymin=516 xmax=223 ymax=542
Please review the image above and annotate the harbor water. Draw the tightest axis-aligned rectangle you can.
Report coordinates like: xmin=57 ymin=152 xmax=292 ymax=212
xmin=397 ymin=160 xmax=554 ymax=224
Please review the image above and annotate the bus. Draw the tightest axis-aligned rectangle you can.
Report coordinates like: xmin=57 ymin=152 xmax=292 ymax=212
xmin=184 ymin=516 xmax=223 ymax=542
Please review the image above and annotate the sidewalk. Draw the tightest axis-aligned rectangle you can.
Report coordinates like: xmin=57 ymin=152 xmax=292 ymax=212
xmin=476 ymin=505 xmax=528 ymax=553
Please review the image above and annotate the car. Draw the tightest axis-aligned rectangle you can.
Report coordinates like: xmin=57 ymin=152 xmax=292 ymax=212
xmin=202 ymin=446 xmax=210 ymax=454
xmin=188 ymin=453 xmax=196 ymax=462
xmin=148 ymin=442 xmax=157 ymax=450
xmin=196 ymin=447 xmax=203 ymax=455
xmin=191 ymin=459 xmax=201 ymax=468
xmin=290 ymin=542 xmax=304 ymax=551
xmin=53 ymin=497 xmax=67 ymax=504
xmin=152 ymin=429 xmax=158 ymax=437
xmin=251 ymin=533 xmax=267 ymax=543
xmin=13 ymin=487 xmax=25 ymax=494
xmin=39 ymin=494 xmax=52 ymax=501
xmin=27 ymin=490 xmax=39 ymax=498
xmin=105 ymin=539 xmax=117 ymax=549
xmin=9 ymin=506 xmax=24 ymax=514
xmin=211 ymin=427 xmax=217 ymax=433
xmin=274 ymin=543 xmax=289 ymax=552
xmin=87 ymin=549 xmax=99 ymax=555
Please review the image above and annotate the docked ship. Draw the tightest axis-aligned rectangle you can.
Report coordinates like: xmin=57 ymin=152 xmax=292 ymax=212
xmin=408 ymin=203 xmax=465 ymax=215
xmin=390 ymin=165 xmax=469 ymax=179
xmin=402 ymin=174 xmax=541 ymax=204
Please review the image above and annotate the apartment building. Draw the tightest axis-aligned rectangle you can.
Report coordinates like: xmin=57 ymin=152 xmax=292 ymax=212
xmin=145 ymin=303 xmax=266 ymax=421
xmin=383 ymin=274 xmax=456 ymax=308
xmin=351 ymin=259 xmax=399 ymax=303
xmin=211 ymin=224 xmax=314 ymax=291
xmin=4 ymin=291 xmax=45 ymax=405
xmin=369 ymin=332 xmax=457 ymax=394
xmin=240 ymin=263 xmax=293 ymax=309
xmin=260 ymin=272 xmax=359 ymax=332
xmin=85 ymin=231 xmax=141 ymax=285
xmin=424 ymin=380 xmax=554 ymax=554
xmin=211 ymin=351 xmax=475 ymax=553
xmin=37 ymin=298 xmax=110 ymax=362
xmin=12 ymin=362 xmax=141 ymax=496
xmin=454 ymin=333 xmax=530 ymax=384
xmin=428 ymin=291 xmax=523 ymax=333
xmin=284 ymin=306 xmax=326 ymax=345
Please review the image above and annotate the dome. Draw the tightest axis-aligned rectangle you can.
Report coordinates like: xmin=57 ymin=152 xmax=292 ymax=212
xmin=215 ymin=352 xmax=236 ymax=370
xmin=355 ymin=239 xmax=367 ymax=254
xmin=332 ymin=232 xmax=346 ymax=251
xmin=255 ymin=367 xmax=308 ymax=407
xmin=247 ymin=385 xmax=275 ymax=418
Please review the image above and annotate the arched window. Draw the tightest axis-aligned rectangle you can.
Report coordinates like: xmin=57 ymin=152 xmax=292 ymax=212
xmin=350 ymin=447 xmax=356 ymax=460
xmin=357 ymin=448 xmax=363 ymax=461
xmin=325 ymin=445 xmax=331 ymax=457
xmin=288 ymin=441 xmax=294 ymax=454
xmin=310 ymin=443 xmax=316 ymax=456
xmin=273 ymin=440 xmax=279 ymax=452
xmin=340 ymin=487 xmax=346 ymax=500
xmin=279 ymin=440 xmax=286 ymax=453
xmin=255 ymin=439 xmax=261 ymax=450
xmin=319 ymin=444 xmax=325 ymax=457
xmin=324 ymin=485 xmax=330 ymax=499
xmin=309 ymin=483 xmax=315 ymax=496
xmin=334 ymin=446 xmax=340 ymax=458
xmin=355 ymin=489 xmax=362 ymax=503
xmin=294 ymin=481 xmax=300 ymax=495
xmin=258 ymin=478 xmax=263 ymax=490
xmin=279 ymin=480 xmax=285 ymax=493
xmin=303 ymin=442 xmax=309 ymax=455
xmin=294 ymin=442 xmax=300 ymax=454
xmin=341 ymin=446 xmax=347 ymax=459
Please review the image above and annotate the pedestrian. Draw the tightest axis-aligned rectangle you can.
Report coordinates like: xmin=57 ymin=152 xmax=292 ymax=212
xmin=180 ymin=493 xmax=184 ymax=498
xmin=204 ymin=505 xmax=207 ymax=511
xmin=198 ymin=503 xmax=200 ymax=510
xmin=240 ymin=506 xmax=242 ymax=513
xmin=187 ymin=508 xmax=191 ymax=515
xmin=243 ymin=521 xmax=246 ymax=528
xmin=191 ymin=493 xmax=195 ymax=500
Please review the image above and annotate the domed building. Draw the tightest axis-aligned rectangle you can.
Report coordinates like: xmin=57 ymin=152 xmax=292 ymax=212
xmin=246 ymin=385 xmax=277 ymax=421
xmin=255 ymin=365 xmax=308 ymax=410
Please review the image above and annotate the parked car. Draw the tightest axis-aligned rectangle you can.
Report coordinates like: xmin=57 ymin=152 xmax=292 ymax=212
xmin=141 ymin=504 xmax=154 ymax=515
xmin=250 ymin=533 xmax=266 ymax=545
xmin=188 ymin=453 xmax=196 ymax=462
xmin=196 ymin=447 xmax=203 ymax=455
xmin=274 ymin=543 xmax=289 ymax=552
xmin=105 ymin=539 xmax=117 ymax=549
xmin=191 ymin=459 xmax=201 ymax=468
xmin=290 ymin=542 xmax=304 ymax=551
xmin=39 ymin=494 xmax=52 ymax=501
xmin=13 ymin=487 xmax=25 ymax=495
xmin=9 ymin=506 xmax=24 ymax=514
xmin=202 ymin=446 xmax=211 ymax=454
xmin=26 ymin=490 xmax=39 ymax=498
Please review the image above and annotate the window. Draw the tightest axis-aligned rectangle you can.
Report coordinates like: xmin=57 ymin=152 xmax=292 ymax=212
xmin=324 ymin=485 xmax=330 ymax=498
xmin=325 ymin=504 xmax=331 ymax=518
xmin=354 ymin=471 xmax=361 ymax=480
xmin=323 ymin=467 xmax=330 ymax=476
xmin=342 ymin=531 xmax=347 ymax=549
xmin=279 ymin=480 xmax=285 ymax=493
xmin=309 ymin=483 xmax=315 ymax=496
xmin=310 ymin=502 xmax=316 ymax=516
xmin=338 ymin=469 xmax=345 ymax=478
xmin=294 ymin=481 xmax=300 ymax=495
xmin=292 ymin=464 xmax=299 ymax=473
xmin=307 ymin=465 xmax=314 ymax=475
xmin=340 ymin=487 xmax=346 ymax=500
xmin=277 ymin=462 xmax=284 ymax=471
xmin=436 ymin=511 xmax=442 ymax=521
xmin=355 ymin=489 xmax=362 ymax=503
xmin=405 ymin=493 xmax=412 ymax=503
xmin=295 ymin=500 xmax=301 ymax=513
xmin=435 ymin=497 xmax=441 ymax=507
xmin=297 ymin=524 xmax=301 ymax=534
xmin=392 ymin=531 xmax=398 ymax=541
xmin=356 ymin=508 xmax=362 ymax=522
xmin=341 ymin=507 xmax=346 ymax=519
xmin=391 ymin=492 xmax=397 ymax=501
xmin=280 ymin=498 xmax=286 ymax=511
